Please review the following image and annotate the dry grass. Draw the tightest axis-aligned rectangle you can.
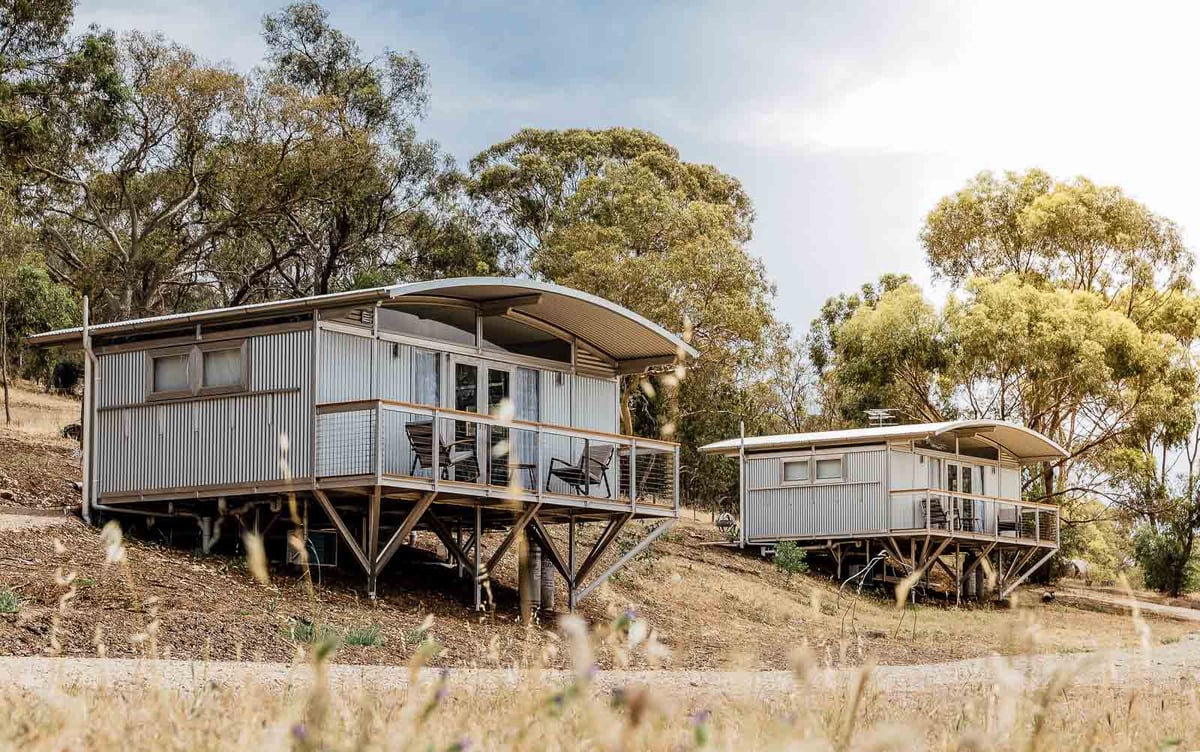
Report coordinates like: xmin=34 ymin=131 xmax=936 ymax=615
xmin=0 ymin=620 xmax=1197 ymax=751
xmin=0 ymin=381 xmax=79 ymax=440
xmin=0 ymin=383 xmax=1198 ymax=748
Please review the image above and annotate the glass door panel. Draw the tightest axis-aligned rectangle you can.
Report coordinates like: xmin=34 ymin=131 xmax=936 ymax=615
xmin=486 ymin=366 xmax=512 ymax=486
xmin=450 ymin=360 xmax=480 ymax=482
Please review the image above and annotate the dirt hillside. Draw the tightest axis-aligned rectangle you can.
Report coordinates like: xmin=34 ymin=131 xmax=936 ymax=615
xmin=0 ymin=384 xmax=1194 ymax=670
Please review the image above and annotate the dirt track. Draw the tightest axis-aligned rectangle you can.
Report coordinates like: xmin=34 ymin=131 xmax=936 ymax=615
xmin=3 ymin=632 xmax=1198 ymax=699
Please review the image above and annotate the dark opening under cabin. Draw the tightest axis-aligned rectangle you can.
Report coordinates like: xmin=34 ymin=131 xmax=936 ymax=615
xmin=30 ymin=277 xmax=695 ymax=609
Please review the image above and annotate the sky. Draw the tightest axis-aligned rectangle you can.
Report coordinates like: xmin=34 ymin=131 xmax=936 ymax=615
xmin=73 ymin=0 xmax=1200 ymax=335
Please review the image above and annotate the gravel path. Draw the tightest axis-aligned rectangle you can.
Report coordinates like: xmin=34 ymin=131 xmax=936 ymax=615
xmin=3 ymin=633 xmax=1198 ymax=699
xmin=1056 ymin=586 xmax=1200 ymax=622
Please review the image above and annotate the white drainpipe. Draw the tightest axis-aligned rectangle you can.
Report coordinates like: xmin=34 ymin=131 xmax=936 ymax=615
xmin=738 ymin=420 xmax=746 ymax=548
xmin=80 ymin=296 xmax=98 ymax=525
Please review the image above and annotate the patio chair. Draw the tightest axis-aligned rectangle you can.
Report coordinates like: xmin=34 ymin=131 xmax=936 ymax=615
xmin=919 ymin=496 xmax=950 ymax=530
xmin=545 ymin=443 xmax=615 ymax=498
xmin=404 ymin=421 xmax=480 ymax=482
xmin=958 ymin=498 xmax=978 ymax=532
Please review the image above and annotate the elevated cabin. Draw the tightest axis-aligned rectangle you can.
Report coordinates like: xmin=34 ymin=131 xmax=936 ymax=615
xmin=700 ymin=421 xmax=1068 ymax=599
xmin=31 ymin=278 xmax=694 ymax=609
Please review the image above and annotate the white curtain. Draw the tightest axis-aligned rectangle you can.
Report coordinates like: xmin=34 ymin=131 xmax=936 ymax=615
xmin=514 ymin=368 xmax=539 ymax=487
xmin=152 ymin=354 xmax=189 ymax=393
xmin=411 ymin=350 xmax=440 ymax=406
xmin=202 ymin=349 xmax=241 ymax=388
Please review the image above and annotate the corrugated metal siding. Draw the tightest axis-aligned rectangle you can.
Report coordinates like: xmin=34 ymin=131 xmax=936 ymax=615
xmin=97 ymin=351 xmax=145 ymax=407
xmin=318 ymin=330 xmax=372 ymax=402
xmin=745 ymin=450 xmax=887 ymax=540
xmin=96 ymin=330 xmax=312 ymax=495
xmin=376 ymin=340 xmax=411 ymax=402
xmin=571 ymin=375 xmax=618 ymax=433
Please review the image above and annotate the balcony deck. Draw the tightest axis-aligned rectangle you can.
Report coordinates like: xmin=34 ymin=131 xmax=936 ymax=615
xmin=313 ymin=399 xmax=680 ymax=521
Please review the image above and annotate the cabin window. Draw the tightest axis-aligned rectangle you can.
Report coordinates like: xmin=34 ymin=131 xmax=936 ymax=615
xmin=481 ymin=315 xmax=572 ymax=364
xmin=151 ymin=353 xmax=190 ymax=395
xmin=202 ymin=347 xmax=244 ymax=389
xmin=815 ymin=457 xmax=843 ymax=481
xmin=147 ymin=341 xmax=248 ymax=400
xmin=377 ymin=304 xmax=476 ymax=346
xmin=782 ymin=460 xmax=810 ymax=483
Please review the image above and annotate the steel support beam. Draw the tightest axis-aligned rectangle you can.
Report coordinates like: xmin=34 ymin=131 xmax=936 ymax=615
xmin=576 ymin=520 xmax=675 ymax=603
xmin=1000 ymin=548 xmax=1056 ymax=598
xmin=574 ymin=513 xmax=632 ymax=585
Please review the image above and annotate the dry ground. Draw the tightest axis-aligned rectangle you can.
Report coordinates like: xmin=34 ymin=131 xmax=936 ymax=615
xmin=0 ymin=384 xmax=1195 ymax=671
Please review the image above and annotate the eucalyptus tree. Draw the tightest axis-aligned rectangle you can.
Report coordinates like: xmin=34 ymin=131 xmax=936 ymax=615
xmin=470 ymin=127 xmax=783 ymax=506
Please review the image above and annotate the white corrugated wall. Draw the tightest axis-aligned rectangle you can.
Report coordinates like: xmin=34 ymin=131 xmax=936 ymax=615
xmin=95 ymin=330 xmax=312 ymax=494
xmin=744 ymin=449 xmax=888 ymax=541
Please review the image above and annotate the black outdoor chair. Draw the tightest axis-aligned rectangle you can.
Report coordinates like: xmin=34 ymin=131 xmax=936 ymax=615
xmin=545 ymin=443 xmax=615 ymax=498
xmin=919 ymin=496 xmax=950 ymax=530
xmin=958 ymin=498 xmax=978 ymax=532
xmin=404 ymin=421 xmax=480 ymax=482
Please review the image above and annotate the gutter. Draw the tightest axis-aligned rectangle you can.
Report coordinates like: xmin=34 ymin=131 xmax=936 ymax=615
xmin=26 ymin=287 xmax=393 ymax=349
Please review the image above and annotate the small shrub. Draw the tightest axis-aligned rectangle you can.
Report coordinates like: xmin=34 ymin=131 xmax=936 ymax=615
xmin=344 ymin=624 xmax=382 ymax=647
xmin=1132 ymin=525 xmax=1199 ymax=595
xmin=286 ymin=618 xmax=338 ymax=644
xmin=0 ymin=587 xmax=19 ymax=614
xmin=402 ymin=626 xmax=429 ymax=647
xmin=773 ymin=540 xmax=808 ymax=578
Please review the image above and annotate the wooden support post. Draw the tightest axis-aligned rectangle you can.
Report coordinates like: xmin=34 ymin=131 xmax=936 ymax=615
xmin=529 ymin=515 xmax=572 ymax=584
xmin=375 ymin=492 xmax=436 ymax=575
xmin=312 ymin=489 xmax=370 ymax=575
xmin=485 ymin=503 xmax=542 ymax=574
xmin=425 ymin=510 xmax=476 ymax=577
xmin=473 ymin=503 xmax=482 ymax=611
xmin=567 ymin=516 xmax=577 ymax=611
xmin=958 ymin=542 xmax=996 ymax=599
xmin=366 ymin=487 xmax=381 ymax=599
xmin=955 ymin=542 xmax=961 ymax=606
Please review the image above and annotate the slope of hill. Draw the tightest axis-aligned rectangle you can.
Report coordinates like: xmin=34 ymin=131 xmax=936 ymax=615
xmin=0 ymin=383 xmax=1193 ymax=669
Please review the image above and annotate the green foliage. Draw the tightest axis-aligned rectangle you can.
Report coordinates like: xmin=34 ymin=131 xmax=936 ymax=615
xmin=921 ymin=169 xmax=1190 ymax=313
xmin=286 ymin=618 xmax=338 ymax=644
xmin=1054 ymin=499 xmax=1129 ymax=585
xmin=773 ymin=540 xmax=808 ymax=577
xmin=343 ymin=624 xmax=382 ymax=647
xmin=0 ymin=586 xmax=20 ymax=614
xmin=470 ymin=127 xmax=786 ymax=509
xmin=1132 ymin=525 xmax=1200 ymax=595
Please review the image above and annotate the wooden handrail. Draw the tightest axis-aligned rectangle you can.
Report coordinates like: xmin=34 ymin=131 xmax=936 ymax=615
xmin=889 ymin=487 xmax=1060 ymax=512
xmin=315 ymin=398 xmax=679 ymax=450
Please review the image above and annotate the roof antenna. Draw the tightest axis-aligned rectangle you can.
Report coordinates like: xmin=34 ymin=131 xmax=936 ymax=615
xmin=865 ymin=408 xmax=897 ymax=427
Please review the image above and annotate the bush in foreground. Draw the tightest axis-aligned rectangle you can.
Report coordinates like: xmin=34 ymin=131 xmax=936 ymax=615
xmin=773 ymin=540 xmax=809 ymax=577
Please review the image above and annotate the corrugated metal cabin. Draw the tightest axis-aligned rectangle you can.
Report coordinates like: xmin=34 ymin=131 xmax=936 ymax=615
xmin=700 ymin=421 xmax=1068 ymax=599
xmin=31 ymin=277 xmax=693 ymax=609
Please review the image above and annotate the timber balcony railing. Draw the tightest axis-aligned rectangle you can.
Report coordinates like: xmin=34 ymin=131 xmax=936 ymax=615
xmin=314 ymin=399 xmax=680 ymax=514
xmin=888 ymin=488 xmax=1059 ymax=546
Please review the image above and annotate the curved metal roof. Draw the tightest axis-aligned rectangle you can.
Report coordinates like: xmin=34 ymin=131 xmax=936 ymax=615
xmin=700 ymin=419 xmax=1068 ymax=464
xmin=27 ymin=277 xmax=697 ymax=366
xmin=389 ymin=277 xmax=698 ymax=363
